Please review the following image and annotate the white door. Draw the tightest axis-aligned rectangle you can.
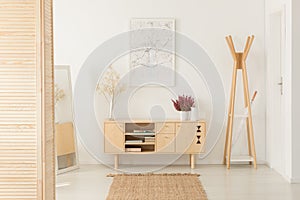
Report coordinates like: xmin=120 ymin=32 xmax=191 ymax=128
xmin=267 ymin=11 xmax=285 ymax=174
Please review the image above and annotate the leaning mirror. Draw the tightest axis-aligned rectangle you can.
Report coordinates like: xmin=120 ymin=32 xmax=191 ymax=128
xmin=54 ymin=65 xmax=79 ymax=174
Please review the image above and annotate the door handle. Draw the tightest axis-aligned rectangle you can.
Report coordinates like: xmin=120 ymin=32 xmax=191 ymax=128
xmin=278 ymin=76 xmax=283 ymax=95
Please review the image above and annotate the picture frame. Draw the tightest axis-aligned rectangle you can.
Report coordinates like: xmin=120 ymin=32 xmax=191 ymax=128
xmin=129 ymin=18 xmax=176 ymax=86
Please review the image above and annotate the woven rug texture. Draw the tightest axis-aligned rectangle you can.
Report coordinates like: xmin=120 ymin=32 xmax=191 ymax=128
xmin=106 ymin=173 xmax=208 ymax=200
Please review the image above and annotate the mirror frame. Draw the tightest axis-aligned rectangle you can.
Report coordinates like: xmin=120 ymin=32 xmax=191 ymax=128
xmin=54 ymin=65 xmax=79 ymax=174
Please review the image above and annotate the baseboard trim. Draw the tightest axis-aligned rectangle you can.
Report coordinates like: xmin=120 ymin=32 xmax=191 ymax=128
xmin=290 ymin=177 xmax=300 ymax=183
xmin=280 ymin=174 xmax=300 ymax=184
xmin=265 ymin=165 xmax=300 ymax=184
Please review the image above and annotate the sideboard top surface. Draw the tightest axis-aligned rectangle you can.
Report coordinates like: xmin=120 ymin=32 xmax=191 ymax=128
xmin=104 ymin=119 xmax=206 ymax=123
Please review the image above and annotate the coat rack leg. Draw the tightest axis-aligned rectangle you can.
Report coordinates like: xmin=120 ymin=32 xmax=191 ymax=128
xmin=248 ymin=117 xmax=257 ymax=168
xmin=226 ymin=116 xmax=234 ymax=169
xmin=224 ymin=89 xmax=235 ymax=165
xmin=243 ymin=73 xmax=253 ymax=165
xmin=246 ymin=118 xmax=252 ymax=165
xmin=226 ymin=67 xmax=238 ymax=169
xmin=223 ymin=117 xmax=230 ymax=164
xmin=242 ymin=65 xmax=257 ymax=169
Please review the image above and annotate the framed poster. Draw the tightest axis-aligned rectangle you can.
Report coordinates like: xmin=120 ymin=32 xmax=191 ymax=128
xmin=130 ymin=18 xmax=175 ymax=86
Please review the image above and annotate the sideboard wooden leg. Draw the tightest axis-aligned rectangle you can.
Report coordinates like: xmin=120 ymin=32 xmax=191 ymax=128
xmin=114 ymin=154 xmax=119 ymax=169
xmin=190 ymin=154 xmax=195 ymax=169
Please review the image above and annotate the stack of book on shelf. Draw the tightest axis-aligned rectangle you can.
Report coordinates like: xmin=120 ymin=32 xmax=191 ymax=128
xmin=125 ymin=147 xmax=142 ymax=152
xmin=133 ymin=130 xmax=154 ymax=133
xmin=125 ymin=140 xmax=143 ymax=144
xmin=144 ymin=136 xmax=155 ymax=143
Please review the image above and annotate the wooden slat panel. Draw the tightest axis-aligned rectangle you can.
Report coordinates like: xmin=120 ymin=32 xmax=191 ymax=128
xmin=0 ymin=0 xmax=54 ymax=199
xmin=0 ymin=0 xmax=40 ymax=199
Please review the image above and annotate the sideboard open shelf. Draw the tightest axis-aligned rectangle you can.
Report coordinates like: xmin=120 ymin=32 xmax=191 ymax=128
xmin=104 ymin=120 xmax=206 ymax=169
xmin=124 ymin=122 xmax=156 ymax=153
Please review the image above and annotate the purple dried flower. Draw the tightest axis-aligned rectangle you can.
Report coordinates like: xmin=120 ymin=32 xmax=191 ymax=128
xmin=172 ymin=99 xmax=181 ymax=111
xmin=171 ymin=95 xmax=195 ymax=111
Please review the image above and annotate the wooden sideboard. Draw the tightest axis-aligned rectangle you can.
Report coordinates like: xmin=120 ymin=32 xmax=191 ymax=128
xmin=104 ymin=120 xmax=206 ymax=169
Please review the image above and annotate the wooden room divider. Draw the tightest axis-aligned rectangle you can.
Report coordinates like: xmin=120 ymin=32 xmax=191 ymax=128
xmin=0 ymin=0 xmax=55 ymax=199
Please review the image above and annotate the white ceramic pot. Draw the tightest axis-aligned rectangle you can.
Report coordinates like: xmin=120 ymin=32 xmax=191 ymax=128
xmin=179 ymin=111 xmax=190 ymax=121
xmin=190 ymin=107 xmax=199 ymax=121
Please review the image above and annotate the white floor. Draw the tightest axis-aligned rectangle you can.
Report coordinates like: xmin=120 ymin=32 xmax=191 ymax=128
xmin=57 ymin=164 xmax=300 ymax=200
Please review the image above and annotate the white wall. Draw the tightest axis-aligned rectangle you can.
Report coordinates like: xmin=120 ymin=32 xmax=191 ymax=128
xmin=291 ymin=0 xmax=300 ymax=183
xmin=54 ymin=0 xmax=266 ymax=165
xmin=265 ymin=0 xmax=300 ymax=183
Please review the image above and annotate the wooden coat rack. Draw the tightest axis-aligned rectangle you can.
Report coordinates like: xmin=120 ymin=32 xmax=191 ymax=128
xmin=223 ymin=35 xmax=257 ymax=169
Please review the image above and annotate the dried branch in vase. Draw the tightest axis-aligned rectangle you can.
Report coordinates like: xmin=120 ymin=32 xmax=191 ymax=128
xmin=96 ymin=65 xmax=126 ymax=119
xmin=96 ymin=66 xmax=126 ymax=99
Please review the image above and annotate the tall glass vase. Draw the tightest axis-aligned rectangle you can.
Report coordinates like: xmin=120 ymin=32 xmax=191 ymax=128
xmin=108 ymin=96 xmax=114 ymax=120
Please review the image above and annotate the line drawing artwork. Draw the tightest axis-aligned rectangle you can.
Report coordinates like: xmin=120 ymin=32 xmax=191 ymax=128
xmin=130 ymin=18 xmax=176 ymax=86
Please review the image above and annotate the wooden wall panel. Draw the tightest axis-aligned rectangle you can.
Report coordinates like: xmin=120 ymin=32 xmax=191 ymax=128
xmin=0 ymin=0 xmax=54 ymax=199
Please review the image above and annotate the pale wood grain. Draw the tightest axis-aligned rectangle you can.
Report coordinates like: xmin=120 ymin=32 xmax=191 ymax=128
xmin=223 ymin=35 xmax=257 ymax=169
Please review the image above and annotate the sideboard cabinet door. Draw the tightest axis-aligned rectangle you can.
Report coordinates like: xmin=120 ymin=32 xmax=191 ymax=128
xmin=175 ymin=122 xmax=197 ymax=153
xmin=156 ymin=133 xmax=175 ymax=153
xmin=175 ymin=122 xmax=205 ymax=153
xmin=104 ymin=122 xmax=124 ymax=153
xmin=186 ymin=122 xmax=206 ymax=153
